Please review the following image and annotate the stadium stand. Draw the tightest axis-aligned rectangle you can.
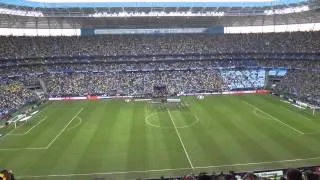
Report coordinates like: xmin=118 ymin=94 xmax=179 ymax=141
xmin=1 ymin=1 xmax=320 ymax=179
xmin=151 ymin=167 xmax=320 ymax=180
xmin=0 ymin=81 xmax=37 ymax=115
xmin=220 ymin=69 xmax=266 ymax=90
xmin=0 ymin=32 xmax=320 ymax=59
xmin=274 ymin=69 xmax=320 ymax=106
xmin=0 ymin=33 xmax=319 ymax=114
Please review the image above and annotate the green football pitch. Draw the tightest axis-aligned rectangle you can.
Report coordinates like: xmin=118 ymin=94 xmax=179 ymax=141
xmin=1 ymin=94 xmax=320 ymax=180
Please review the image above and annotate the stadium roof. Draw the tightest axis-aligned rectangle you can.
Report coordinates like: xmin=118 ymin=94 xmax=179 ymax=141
xmin=0 ymin=0 xmax=311 ymax=8
xmin=0 ymin=0 xmax=319 ymax=29
xmin=0 ymin=10 xmax=319 ymax=29
xmin=0 ymin=0 xmax=318 ymax=17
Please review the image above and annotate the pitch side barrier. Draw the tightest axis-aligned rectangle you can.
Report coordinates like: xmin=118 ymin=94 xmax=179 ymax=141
xmin=48 ymin=90 xmax=269 ymax=101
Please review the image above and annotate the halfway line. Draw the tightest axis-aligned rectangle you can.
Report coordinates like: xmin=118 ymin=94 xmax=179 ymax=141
xmin=166 ymin=107 xmax=194 ymax=169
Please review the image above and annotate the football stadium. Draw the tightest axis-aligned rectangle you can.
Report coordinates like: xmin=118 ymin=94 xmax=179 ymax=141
xmin=0 ymin=0 xmax=320 ymax=180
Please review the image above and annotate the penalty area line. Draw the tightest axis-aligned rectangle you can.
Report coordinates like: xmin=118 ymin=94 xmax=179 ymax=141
xmin=66 ymin=117 xmax=82 ymax=132
xmin=0 ymin=108 xmax=84 ymax=151
xmin=15 ymin=156 xmax=320 ymax=179
xmin=9 ymin=116 xmax=48 ymax=136
xmin=45 ymin=107 xmax=84 ymax=149
xmin=1 ymin=103 xmax=53 ymax=140
xmin=242 ymin=101 xmax=304 ymax=135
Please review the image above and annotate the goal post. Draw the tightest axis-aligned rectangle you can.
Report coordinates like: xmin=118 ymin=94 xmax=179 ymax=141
xmin=197 ymin=95 xmax=205 ymax=100
xmin=295 ymin=100 xmax=319 ymax=116
xmin=310 ymin=106 xmax=320 ymax=116
xmin=7 ymin=114 xmax=27 ymax=128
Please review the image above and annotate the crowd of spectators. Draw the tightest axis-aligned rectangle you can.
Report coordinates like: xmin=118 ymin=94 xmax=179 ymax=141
xmin=220 ymin=69 xmax=265 ymax=90
xmin=154 ymin=168 xmax=320 ymax=180
xmin=0 ymin=81 xmax=36 ymax=115
xmin=0 ymin=58 xmax=319 ymax=114
xmin=258 ymin=60 xmax=320 ymax=70
xmin=0 ymin=32 xmax=320 ymax=59
xmin=0 ymin=60 xmax=259 ymax=77
xmin=0 ymin=32 xmax=319 ymax=114
xmin=1 ymin=59 xmax=319 ymax=77
xmin=274 ymin=70 xmax=320 ymax=105
xmin=44 ymin=70 xmax=226 ymax=96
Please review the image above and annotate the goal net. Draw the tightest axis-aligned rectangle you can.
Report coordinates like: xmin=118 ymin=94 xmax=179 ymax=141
xmin=0 ymin=114 xmax=29 ymax=137
xmin=7 ymin=114 xmax=29 ymax=128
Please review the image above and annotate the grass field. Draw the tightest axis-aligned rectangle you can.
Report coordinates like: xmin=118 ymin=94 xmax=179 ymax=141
xmin=0 ymin=94 xmax=320 ymax=180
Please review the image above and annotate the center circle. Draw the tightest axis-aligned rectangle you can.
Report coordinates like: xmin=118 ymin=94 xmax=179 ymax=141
xmin=145 ymin=111 xmax=199 ymax=129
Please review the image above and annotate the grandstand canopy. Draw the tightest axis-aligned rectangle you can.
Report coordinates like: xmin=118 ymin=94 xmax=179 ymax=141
xmin=0 ymin=0 xmax=319 ymax=29
xmin=0 ymin=0 xmax=311 ymax=7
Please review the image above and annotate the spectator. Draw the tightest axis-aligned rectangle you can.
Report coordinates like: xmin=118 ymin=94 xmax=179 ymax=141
xmin=286 ymin=168 xmax=303 ymax=180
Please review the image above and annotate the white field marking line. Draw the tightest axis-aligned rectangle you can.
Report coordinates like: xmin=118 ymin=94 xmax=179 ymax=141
xmin=0 ymin=108 xmax=84 ymax=151
xmin=0 ymin=121 xmax=26 ymax=142
xmin=145 ymin=112 xmax=172 ymax=129
xmin=166 ymin=107 xmax=194 ymax=169
xmin=15 ymin=156 xmax=320 ymax=179
xmin=195 ymin=156 xmax=320 ymax=169
xmin=279 ymin=101 xmax=314 ymax=122
xmin=45 ymin=107 xmax=84 ymax=149
xmin=242 ymin=101 xmax=304 ymax=135
xmin=15 ymin=167 xmax=192 ymax=179
xmin=303 ymin=132 xmax=320 ymax=135
xmin=1 ymin=123 xmax=24 ymax=138
xmin=178 ymin=111 xmax=200 ymax=128
xmin=9 ymin=116 xmax=48 ymax=136
xmin=252 ymin=109 xmax=272 ymax=121
xmin=145 ymin=112 xmax=199 ymax=129
xmin=66 ymin=117 xmax=82 ymax=132
xmin=0 ymin=147 xmax=48 ymax=151
xmin=1 ymin=103 xmax=53 ymax=139
xmin=298 ymin=114 xmax=314 ymax=122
